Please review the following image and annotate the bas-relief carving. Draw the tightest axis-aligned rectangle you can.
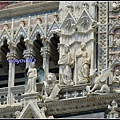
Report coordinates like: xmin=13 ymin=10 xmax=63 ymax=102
xmin=58 ymin=44 xmax=75 ymax=86
xmin=112 ymin=1 xmax=120 ymax=12
xmin=76 ymin=42 xmax=91 ymax=84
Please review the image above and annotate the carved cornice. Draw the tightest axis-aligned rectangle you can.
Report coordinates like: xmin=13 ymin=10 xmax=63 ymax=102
xmin=0 ymin=2 xmax=59 ymax=19
xmin=38 ymin=93 xmax=120 ymax=116
xmin=0 ymin=103 xmax=23 ymax=113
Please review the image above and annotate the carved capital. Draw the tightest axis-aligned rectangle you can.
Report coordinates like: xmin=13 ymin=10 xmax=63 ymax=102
xmin=41 ymin=47 xmax=51 ymax=58
xmin=23 ymin=49 xmax=35 ymax=58
xmin=24 ymin=38 xmax=34 ymax=49
xmin=7 ymin=41 xmax=16 ymax=51
xmin=6 ymin=52 xmax=18 ymax=60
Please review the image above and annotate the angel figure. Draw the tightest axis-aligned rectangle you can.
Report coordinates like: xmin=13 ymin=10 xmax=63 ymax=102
xmin=86 ymin=68 xmax=111 ymax=94
xmin=24 ymin=62 xmax=44 ymax=93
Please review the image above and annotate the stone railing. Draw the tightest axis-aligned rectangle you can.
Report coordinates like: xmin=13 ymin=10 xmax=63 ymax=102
xmin=0 ymin=83 xmax=43 ymax=106
xmin=0 ymin=87 xmax=8 ymax=105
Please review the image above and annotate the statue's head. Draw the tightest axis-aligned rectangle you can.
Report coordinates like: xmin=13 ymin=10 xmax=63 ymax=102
xmin=30 ymin=62 xmax=35 ymax=68
xmin=81 ymin=42 xmax=86 ymax=50
xmin=47 ymin=73 xmax=57 ymax=84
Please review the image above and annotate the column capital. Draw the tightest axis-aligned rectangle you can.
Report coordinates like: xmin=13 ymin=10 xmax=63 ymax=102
xmin=23 ymin=49 xmax=35 ymax=58
xmin=7 ymin=41 xmax=16 ymax=50
xmin=41 ymin=47 xmax=51 ymax=59
xmin=6 ymin=52 xmax=18 ymax=60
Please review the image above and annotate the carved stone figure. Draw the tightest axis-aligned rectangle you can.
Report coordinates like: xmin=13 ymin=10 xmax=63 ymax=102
xmin=112 ymin=1 xmax=120 ymax=12
xmin=112 ymin=33 xmax=120 ymax=47
xmin=43 ymin=73 xmax=61 ymax=102
xmin=58 ymin=44 xmax=74 ymax=85
xmin=76 ymin=42 xmax=91 ymax=84
xmin=112 ymin=69 xmax=120 ymax=84
xmin=86 ymin=68 xmax=111 ymax=94
xmin=25 ymin=64 xmax=44 ymax=93
xmin=26 ymin=62 xmax=37 ymax=93
xmin=15 ymin=111 xmax=21 ymax=118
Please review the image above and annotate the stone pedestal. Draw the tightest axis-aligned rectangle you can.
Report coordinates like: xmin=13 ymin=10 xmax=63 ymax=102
xmin=22 ymin=92 xmax=42 ymax=107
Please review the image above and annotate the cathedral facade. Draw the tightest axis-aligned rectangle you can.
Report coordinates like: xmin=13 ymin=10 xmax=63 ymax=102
xmin=0 ymin=1 xmax=120 ymax=118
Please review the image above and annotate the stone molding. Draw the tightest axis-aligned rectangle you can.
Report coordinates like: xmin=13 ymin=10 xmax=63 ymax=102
xmin=0 ymin=2 xmax=59 ymax=19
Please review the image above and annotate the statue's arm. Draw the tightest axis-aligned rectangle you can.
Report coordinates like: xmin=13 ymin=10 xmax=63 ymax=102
xmin=76 ymin=49 xmax=82 ymax=58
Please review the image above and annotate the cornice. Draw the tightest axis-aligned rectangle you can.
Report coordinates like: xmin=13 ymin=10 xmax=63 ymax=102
xmin=0 ymin=2 xmax=59 ymax=19
xmin=38 ymin=93 xmax=120 ymax=116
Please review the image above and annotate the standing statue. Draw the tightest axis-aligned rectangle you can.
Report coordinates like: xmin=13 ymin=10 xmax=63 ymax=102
xmin=26 ymin=62 xmax=37 ymax=92
xmin=76 ymin=42 xmax=91 ymax=84
xmin=112 ymin=33 xmax=120 ymax=47
xmin=24 ymin=62 xmax=44 ymax=93
xmin=58 ymin=44 xmax=74 ymax=85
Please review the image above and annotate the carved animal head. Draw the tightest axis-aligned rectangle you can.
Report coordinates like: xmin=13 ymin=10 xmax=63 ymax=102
xmin=47 ymin=73 xmax=57 ymax=84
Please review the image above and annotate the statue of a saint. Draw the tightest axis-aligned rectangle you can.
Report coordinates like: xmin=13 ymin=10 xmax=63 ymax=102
xmin=112 ymin=33 xmax=120 ymax=47
xmin=26 ymin=62 xmax=37 ymax=93
xmin=76 ymin=42 xmax=91 ymax=84
xmin=58 ymin=44 xmax=74 ymax=85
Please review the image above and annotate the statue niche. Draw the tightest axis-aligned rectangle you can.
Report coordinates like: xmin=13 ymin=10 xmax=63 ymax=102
xmin=75 ymin=42 xmax=91 ymax=84
xmin=58 ymin=44 xmax=75 ymax=86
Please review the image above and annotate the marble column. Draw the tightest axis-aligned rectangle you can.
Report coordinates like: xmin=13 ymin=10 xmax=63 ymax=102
xmin=6 ymin=42 xmax=17 ymax=105
xmin=41 ymin=38 xmax=51 ymax=82
xmin=23 ymin=39 xmax=35 ymax=69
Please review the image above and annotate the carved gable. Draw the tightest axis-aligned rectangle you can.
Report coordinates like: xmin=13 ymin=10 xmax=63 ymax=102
xmin=14 ymin=26 xmax=27 ymax=43
xmin=47 ymin=21 xmax=59 ymax=38
xmin=19 ymin=100 xmax=47 ymax=118
xmin=0 ymin=29 xmax=11 ymax=44
xmin=109 ymin=21 xmax=120 ymax=33
xmin=60 ymin=12 xmax=76 ymax=35
xmin=76 ymin=8 xmax=94 ymax=32
xmin=30 ymin=23 xmax=44 ymax=41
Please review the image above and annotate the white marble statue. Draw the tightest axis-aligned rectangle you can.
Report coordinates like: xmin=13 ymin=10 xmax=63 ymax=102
xmin=58 ymin=44 xmax=74 ymax=85
xmin=112 ymin=69 xmax=120 ymax=84
xmin=76 ymin=42 xmax=91 ymax=84
xmin=43 ymin=73 xmax=61 ymax=102
xmin=86 ymin=68 xmax=111 ymax=94
xmin=26 ymin=62 xmax=37 ymax=93
xmin=112 ymin=33 xmax=120 ymax=47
